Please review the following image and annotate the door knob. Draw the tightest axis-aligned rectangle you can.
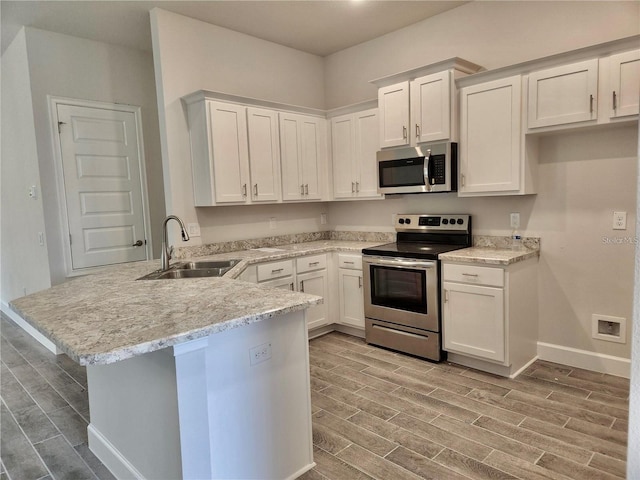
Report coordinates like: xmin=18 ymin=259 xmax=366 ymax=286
xmin=132 ymin=240 xmax=143 ymax=247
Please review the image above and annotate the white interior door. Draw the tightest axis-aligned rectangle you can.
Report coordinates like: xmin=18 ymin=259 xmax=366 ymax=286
xmin=57 ymin=103 xmax=148 ymax=270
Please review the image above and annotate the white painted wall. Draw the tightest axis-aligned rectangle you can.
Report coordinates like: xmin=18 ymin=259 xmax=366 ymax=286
xmin=627 ymin=122 xmax=640 ymax=478
xmin=0 ymin=29 xmax=51 ymax=303
xmin=324 ymin=1 xmax=640 ymax=108
xmin=23 ymin=27 xmax=165 ymax=277
xmin=150 ymin=9 xmax=327 ymax=245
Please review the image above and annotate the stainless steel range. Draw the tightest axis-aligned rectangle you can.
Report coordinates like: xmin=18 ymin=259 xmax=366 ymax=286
xmin=362 ymin=214 xmax=472 ymax=361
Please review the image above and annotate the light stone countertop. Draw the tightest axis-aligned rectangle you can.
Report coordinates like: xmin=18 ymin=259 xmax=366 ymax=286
xmin=9 ymin=240 xmax=382 ymax=366
xmin=439 ymin=246 xmax=539 ymax=265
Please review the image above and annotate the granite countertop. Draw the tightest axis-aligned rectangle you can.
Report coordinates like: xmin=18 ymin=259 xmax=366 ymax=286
xmin=439 ymin=246 xmax=539 ymax=265
xmin=9 ymin=240 xmax=381 ymax=366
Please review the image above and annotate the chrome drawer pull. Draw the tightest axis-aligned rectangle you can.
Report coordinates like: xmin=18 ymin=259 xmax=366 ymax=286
xmin=271 ymin=268 xmax=284 ymax=273
xmin=462 ymin=273 xmax=479 ymax=277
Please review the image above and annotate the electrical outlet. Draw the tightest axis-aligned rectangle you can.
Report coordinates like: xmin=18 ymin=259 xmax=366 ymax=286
xmin=38 ymin=232 xmax=45 ymax=246
xmin=510 ymin=212 xmax=520 ymax=229
xmin=612 ymin=211 xmax=627 ymax=230
xmin=249 ymin=342 xmax=272 ymax=366
xmin=320 ymin=213 xmax=327 ymax=225
xmin=28 ymin=185 xmax=37 ymax=199
xmin=187 ymin=223 xmax=201 ymax=237
xmin=269 ymin=217 xmax=277 ymax=230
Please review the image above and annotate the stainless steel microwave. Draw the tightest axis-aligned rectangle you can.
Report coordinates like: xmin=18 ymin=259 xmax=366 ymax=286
xmin=377 ymin=142 xmax=457 ymax=194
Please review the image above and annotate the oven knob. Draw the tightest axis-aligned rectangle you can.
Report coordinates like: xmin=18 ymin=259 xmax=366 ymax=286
xmin=449 ymin=218 xmax=456 ymax=224
xmin=457 ymin=218 xmax=464 ymax=225
xmin=442 ymin=219 xmax=449 ymax=225
xmin=405 ymin=218 xmax=411 ymax=224
xmin=398 ymin=218 xmax=405 ymax=224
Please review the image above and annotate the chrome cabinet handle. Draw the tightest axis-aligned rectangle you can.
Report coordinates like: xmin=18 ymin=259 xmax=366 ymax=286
xmin=415 ymin=124 xmax=420 ymax=138
xmin=461 ymin=173 xmax=466 ymax=187
xmin=402 ymin=125 xmax=407 ymax=139
xmin=289 ymin=283 xmax=294 ymax=291
xmin=132 ymin=240 xmax=143 ymax=247
xmin=613 ymin=91 xmax=617 ymax=110
xmin=299 ymin=281 xmax=304 ymax=292
xmin=309 ymin=261 xmax=320 ymax=266
xmin=254 ymin=184 xmax=258 ymax=196
xmin=305 ymin=184 xmax=309 ymax=195
xmin=343 ymin=261 xmax=354 ymax=264
xmin=462 ymin=273 xmax=479 ymax=277
xmin=589 ymin=94 xmax=594 ymax=113
xmin=300 ymin=184 xmax=304 ymax=195
xmin=271 ymin=268 xmax=284 ymax=274
xmin=355 ymin=182 xmax=360 ymax=192
xmin=351 ymin=182 xmax=355 ymax=193
xmin=444 ymin=289 xmax=449 ymax=303
xmin=358 ymin=276 xmax=362 ymax=288
xmin=242 ymin=184 xmax=247 ymax=197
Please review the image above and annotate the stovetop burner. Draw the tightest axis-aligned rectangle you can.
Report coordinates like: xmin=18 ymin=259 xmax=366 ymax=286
xmin=362 ymin=214 xmax=472 ymax=260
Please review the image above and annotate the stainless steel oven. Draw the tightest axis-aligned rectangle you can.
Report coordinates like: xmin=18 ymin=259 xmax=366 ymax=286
xmin=362 ymin=214 xmax=471 ymax=361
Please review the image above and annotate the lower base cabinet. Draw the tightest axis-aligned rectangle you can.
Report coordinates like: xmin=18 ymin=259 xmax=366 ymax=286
xmin=442 ymin=258 xmax=538 ymax=378
xmin=298 ymin=270 xmax=329 ymax=330
xmin=338 ymin=254 xmax=364 ymax=329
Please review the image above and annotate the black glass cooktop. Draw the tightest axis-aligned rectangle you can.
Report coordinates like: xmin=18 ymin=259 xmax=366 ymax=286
xmin=362 ymin=242 xmax=468 ymax=260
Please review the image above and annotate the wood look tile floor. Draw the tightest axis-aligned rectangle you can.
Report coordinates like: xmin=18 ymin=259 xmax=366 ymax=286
xmin=300 ymin=332 xmax=629 ymax=480
xmin=0 ymin=314 xmax=629 ymax=480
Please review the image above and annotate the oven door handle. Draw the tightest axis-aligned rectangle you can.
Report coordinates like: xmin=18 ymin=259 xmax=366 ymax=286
xmin=364 ymin=257 xmax=436 ymax=269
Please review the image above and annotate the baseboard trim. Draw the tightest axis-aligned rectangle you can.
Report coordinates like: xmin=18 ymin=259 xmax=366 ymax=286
xmin=1 ymin=301 xmax=61 ymax=355
xmin=88 ymin=424 xmax=145 ymax=480
xmin=537 ymin=341 xmax=630 ymax=378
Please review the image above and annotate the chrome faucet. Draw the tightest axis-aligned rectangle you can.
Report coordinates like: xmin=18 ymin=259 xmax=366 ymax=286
xmin=161 ymin=215 xmax=190 ymax=271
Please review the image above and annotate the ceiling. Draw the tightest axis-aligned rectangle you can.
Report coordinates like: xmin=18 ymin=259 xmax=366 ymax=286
xmin=1 ymin=1 xmax=468 ymax=57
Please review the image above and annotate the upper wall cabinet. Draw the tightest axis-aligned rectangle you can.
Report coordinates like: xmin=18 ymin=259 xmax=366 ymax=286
xmin=246 ymin=107 xmax=281 ymax=203
xmin=607 ymin=49 xmax=640 ymax=119
xmin=188 ymin=100 xmax=251 ymax=206
xmin=527 ymin=59 xmax=599 ymax=129
xmin=279 ymin=112 xmax=327 ymax=202
xmin=331 ymin=108 xmax=381 ymax=200
xmin=459 ymin=75 xmax=536 ymax=196
xmin=524 ymin=43 xmax=639 ymax=132
xmin=373 ymin=59 xmax=484 ymax=149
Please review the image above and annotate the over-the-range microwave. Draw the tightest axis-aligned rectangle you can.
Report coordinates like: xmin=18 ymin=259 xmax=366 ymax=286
xmin=377 ymin=142 xmax=457 ymax=194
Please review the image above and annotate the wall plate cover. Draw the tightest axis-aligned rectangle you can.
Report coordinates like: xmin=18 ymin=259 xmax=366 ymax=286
xmin=612 ymin=211 xmax=627 ymax=230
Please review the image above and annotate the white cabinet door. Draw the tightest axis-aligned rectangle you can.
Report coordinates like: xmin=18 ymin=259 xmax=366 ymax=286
xmin=410 ymin=71 xmax=451 ymax=143
xmin=609 ymin=50 xmax=640 ymax=118
xmin=354 ymin=109 xmax=381 ymax=198
xmin=338 ymin=269 xmax=364 ymax=328
xmin=247 ymin=107 xmax=280 ymax=202
xmin=208 ymin=101 xmax=250 ymax=203
xmin=528 ymin=59 xmax=598 ymax=128
xmin=378 ymin=81 xmax=410 ymax=148
xmin=459 ymin=76 xmax=522 ymax=194
xmin=298 ymin=270 xmax=328 ymax=330
xmin=331 ymin=114 xmax=356 ymax=199
xmin=443 ymin=281 xmax=505 ymax=362
xmin=279 ymin=112 xmax=324 ymax=201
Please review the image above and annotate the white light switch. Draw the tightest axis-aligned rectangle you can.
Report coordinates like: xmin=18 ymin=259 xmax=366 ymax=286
xmin=187 ymin=223 xmax=201 ymax=237
xmin=612 ymin=211 xmax=627 ymax=230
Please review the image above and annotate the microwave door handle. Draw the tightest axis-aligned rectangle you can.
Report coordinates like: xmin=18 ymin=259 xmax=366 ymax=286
xmin=423 ymin=150 xmax=432 ymax=192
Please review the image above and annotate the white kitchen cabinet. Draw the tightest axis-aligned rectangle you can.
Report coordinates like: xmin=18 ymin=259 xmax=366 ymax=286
xmin=279 ymin=112 xmax=326 ymax=201
xmin=298 ymin=270 xmax=329 ymax=330
xmin=378 ymin=81 xmax=410 ymax=148
xmin=188 ymin=100 xmax=250 ymax=205
xmin=187 ymin=99 xmax=282 ymax=206
xmin=442 ymin=259 xmax=538 ymax=378
xmin=410 ymin=71 xmax=452 ymax=144
xmin=459 ymin=75 xmax=536 ymax=196
xmin=338 ymin=254 xmax=364 ymax=329
xmin=331 ymin=109 xmax=381 ymax=200
xmin=246 ymin=107 xmax=281 ymax=202
xmin=527 ymin=59 xmax=599 ymax=129
xmin=608 ymin=49 xmax=640 ymax=119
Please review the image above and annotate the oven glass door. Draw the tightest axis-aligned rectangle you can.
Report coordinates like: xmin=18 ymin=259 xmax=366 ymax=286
xmin=363 ymin=257 xmax=439 ymax=331
xmin=370 ymin=266 xmax=427 ymax=314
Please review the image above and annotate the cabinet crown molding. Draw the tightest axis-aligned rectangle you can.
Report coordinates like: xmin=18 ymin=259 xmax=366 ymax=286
xmin=181 ymin=90 xmax=326 ymax=118
xmin=369 ymin=57 xmax=484 ymax=88
xmin=457 ymin=34 xmax=640 ymax=88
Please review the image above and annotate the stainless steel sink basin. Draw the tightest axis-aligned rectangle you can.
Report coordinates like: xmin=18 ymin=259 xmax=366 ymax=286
xmin=138 ymin=259 xmax=241 ymax=280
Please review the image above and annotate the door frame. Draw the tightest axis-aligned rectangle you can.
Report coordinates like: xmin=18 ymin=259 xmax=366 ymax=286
xmin=48 ymin=95 xmax=153 ymax=276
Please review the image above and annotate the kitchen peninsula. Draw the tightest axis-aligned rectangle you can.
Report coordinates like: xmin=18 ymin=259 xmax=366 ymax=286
xmin=9 ymin=258 xmax=323 ymax=480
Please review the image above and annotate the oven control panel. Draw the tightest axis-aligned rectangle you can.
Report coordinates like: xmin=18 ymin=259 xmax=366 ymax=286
xmin=395 ymin=214 xmax=470 ymax=232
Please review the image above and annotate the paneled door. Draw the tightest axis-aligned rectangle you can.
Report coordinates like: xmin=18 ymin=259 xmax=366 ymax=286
xmin=56 ymin=103 xmax=149 ymax=270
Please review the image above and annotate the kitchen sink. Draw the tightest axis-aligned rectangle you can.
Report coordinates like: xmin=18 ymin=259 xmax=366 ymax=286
xmin=138 ymin=259 xmax=242 ymax=280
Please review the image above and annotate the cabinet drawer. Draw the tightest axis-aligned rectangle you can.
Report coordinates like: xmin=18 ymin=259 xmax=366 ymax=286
xmin=257 ymin=259 xmax=294 ymax=281
xmin=443 ymin=263 xmax=504 ymax=287
xmin=338 ymin=254 xmax=362 ymax=270
xmin=296 ymin=254 xmax=327 ymax=273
